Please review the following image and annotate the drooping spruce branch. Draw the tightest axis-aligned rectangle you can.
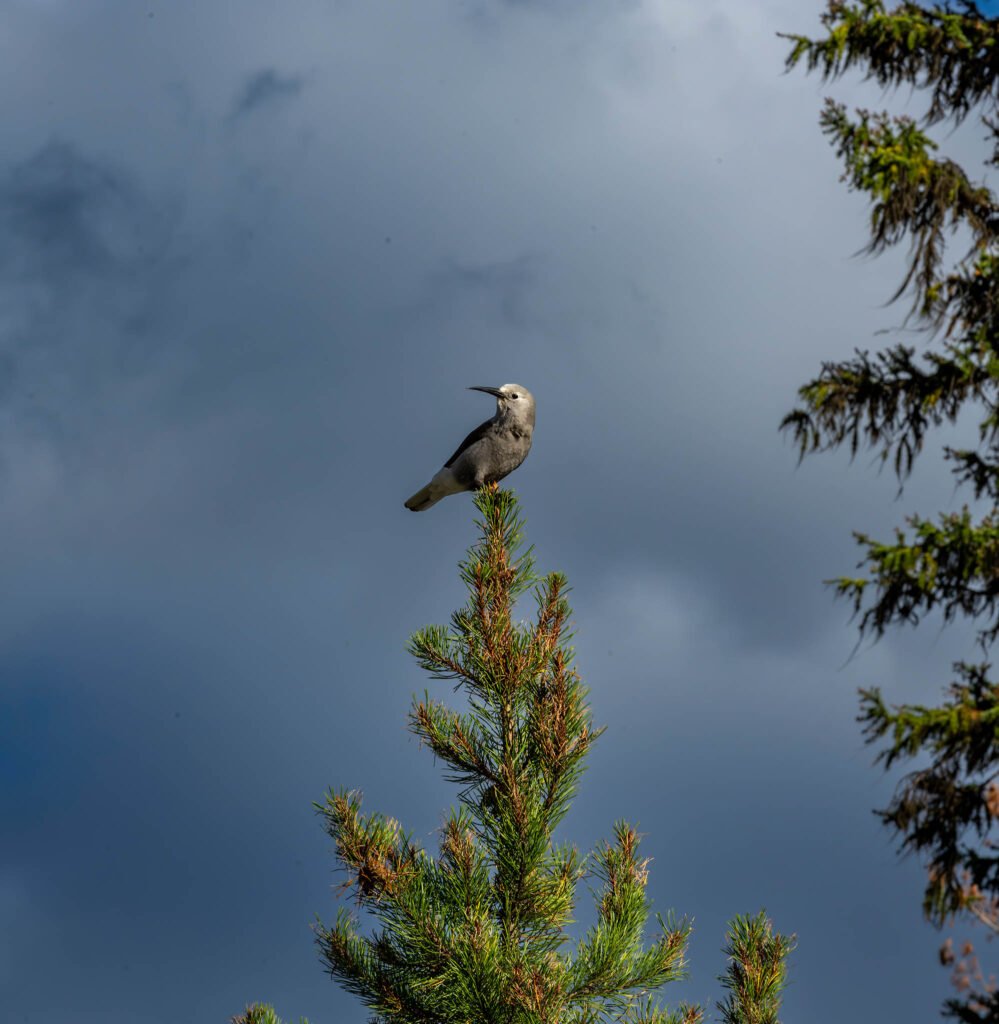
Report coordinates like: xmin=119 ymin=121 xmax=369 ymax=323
xmin=831 ymin=508 xmax=999 ymax=644
xmin=859 ymin=663 xmax=999 ymax=926
xmin=781 ymin=1 xmax=999 ymax=125
xmin=781 ymin=4 xmax=999 ymax=647
xmin=780 ymin=342 xmax=995 ymax=478
xmin=782 ymin=3 xmax=999 ymax=1019
xmin=860 ymin=663 xmax=999 ymax=1022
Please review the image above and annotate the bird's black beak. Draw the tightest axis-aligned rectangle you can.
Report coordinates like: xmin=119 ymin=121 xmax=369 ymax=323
xmin=469 ymin=386 xmax=504 ymax=399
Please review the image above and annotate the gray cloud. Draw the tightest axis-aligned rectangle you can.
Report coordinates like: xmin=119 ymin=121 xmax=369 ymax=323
xmin=416 ymin=254 xmax=541 ymax=329
xmin=229 ymin=68 xmax=307 ymax=121
xmin=0 ymin=141 xmax=185 ymax=498
xmin=0 ymin=139 xmax=175 ymax=296
xmin=0 ymin=2 xmax=969 ymax=1022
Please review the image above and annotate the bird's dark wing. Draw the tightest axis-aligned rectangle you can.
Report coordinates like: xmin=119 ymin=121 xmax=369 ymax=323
xmin=444 ymin=418 xmax=493 ymax=468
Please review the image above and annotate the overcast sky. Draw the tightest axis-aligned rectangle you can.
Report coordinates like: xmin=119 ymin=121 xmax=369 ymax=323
xmin=2 ymin=2 xmax=995 ymax=1022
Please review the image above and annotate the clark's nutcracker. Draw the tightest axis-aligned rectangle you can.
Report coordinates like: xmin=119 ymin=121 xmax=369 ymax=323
xmin=405 ymin=384 xmax=535 ymax=511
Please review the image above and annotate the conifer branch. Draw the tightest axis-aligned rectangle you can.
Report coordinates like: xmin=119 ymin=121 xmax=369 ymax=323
xmin=716 ymin=913 xmax=795 ymax=1024
xmin=829 ymin=508 xmax=999 ymax=643
xmin=781 ymin=1 xmax=999 ymax=125
xmin=303 ymin=488 xmax=791 ymax=1022
xmin=783 ymin=5 xmax=999 ymax=1019
xmin=860 ymin=664 xmax=999 ymax=924
xmin=231 ymin=1006 xmax=311 ymax=1024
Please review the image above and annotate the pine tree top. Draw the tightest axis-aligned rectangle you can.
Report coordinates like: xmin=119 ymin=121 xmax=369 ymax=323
xmin=315 ymin=486 xmax=696 ymax=1024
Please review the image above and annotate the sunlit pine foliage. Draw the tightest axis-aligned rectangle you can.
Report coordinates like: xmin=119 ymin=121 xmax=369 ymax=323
xmin=307 ymin=486 xmax=793 ymax=1024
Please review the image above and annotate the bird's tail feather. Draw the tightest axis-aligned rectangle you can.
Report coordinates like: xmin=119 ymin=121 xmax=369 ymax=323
xmin=405 ymin=468 xmax=463 ymax=511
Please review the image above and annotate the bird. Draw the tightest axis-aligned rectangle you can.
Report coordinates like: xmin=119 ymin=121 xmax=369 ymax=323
xmin=405 ymin=384 xmax=535 ymax=511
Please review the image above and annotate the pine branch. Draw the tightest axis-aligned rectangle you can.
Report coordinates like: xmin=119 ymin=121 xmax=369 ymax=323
xmin=716 ymin=913 xmax=795 ymax=1024
xmin=411 ymin=697 xmax=500 ymax=793
xmin=312 ymin=488 xmax=734 ymax=1022
xmin=230 ymin=1006 xmax=311 ymax=1024
xmin=570 ymin=825 xmax=690 ymax=1005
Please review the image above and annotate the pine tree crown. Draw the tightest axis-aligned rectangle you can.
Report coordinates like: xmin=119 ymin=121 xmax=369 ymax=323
xmin=314 ymin=485 xmax=698 ymax=1024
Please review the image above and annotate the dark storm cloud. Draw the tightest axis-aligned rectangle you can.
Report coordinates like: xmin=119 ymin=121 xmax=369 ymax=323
xmin=420 ymin=254 xmax=541 ymax=328
xmin=0 ymin=1 xmax=968 ymax=1022
xmin=229 ymin=69 xmax=307 ymax=121
xmin=0 ymin=141 xmax=182 ymax=460
xmin=0 ymin=139 xmax=175 ymax=288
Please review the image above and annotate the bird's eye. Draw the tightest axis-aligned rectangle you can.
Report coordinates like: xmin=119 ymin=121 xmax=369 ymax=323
xmin=510 ymin=392 xmax=520 ymax=399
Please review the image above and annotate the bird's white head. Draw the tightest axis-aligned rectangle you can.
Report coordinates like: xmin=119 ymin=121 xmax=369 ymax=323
xmin=469 ymin=383 xmax=535 ymax=428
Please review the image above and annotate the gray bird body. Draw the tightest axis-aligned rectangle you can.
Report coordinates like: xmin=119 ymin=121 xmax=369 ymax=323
xmin=405 ymin=384 xmax=535 ymax=511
